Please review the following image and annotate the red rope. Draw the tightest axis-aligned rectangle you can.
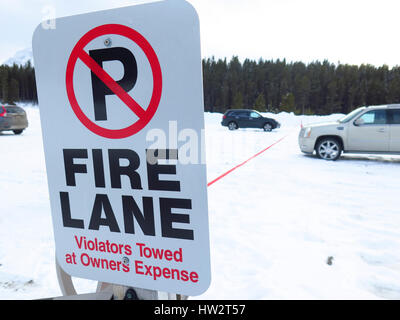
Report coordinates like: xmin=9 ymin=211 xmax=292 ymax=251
xmin=207 ymin=135 xmax=288 ymax=187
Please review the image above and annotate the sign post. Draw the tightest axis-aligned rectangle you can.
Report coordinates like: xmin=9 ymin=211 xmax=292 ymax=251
xmin=33 ymin=0 xmax=211 ymax=298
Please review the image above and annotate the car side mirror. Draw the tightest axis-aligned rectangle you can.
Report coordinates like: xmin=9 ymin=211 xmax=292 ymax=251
xmin=354 ymin=118 xmax=364 ymax=126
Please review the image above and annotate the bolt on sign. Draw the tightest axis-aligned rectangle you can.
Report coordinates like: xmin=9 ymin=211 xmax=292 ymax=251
xmin=32 ymin=0 xmax=211 ymax=296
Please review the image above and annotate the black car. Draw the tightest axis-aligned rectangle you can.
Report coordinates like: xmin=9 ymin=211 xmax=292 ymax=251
xmin=221 ymin=109 xmax=280 ymax=131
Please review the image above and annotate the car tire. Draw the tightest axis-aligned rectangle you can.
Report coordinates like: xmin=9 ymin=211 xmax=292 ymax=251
xmin=13 ymin=130 xmax=23 ymax=135
xmin=263 ymin=122 xmax=273 ymax=132
xmin=228 ymin=122 xmax=238 ymax=130
xmin=316 ymin=138 xmax=342 ymax=161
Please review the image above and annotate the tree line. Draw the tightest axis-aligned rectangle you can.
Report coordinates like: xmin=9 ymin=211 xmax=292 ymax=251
xmin=0 ymin=62 xmax=37 ymax=104
xmin=203 ymin=57 xmax=400 ymax=115
xmin=2 ymin=57 xmax=400 ymax=115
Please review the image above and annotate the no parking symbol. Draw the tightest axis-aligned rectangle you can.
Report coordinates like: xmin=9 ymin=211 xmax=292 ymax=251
xmin=66 ymin=24 xmax=163 ymax=139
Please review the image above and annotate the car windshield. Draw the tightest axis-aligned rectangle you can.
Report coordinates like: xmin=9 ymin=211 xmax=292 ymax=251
xmin=338 ymin=107 xmax=366 ymax=123
xmin=250 ymin=111 xmax=261 ymax=118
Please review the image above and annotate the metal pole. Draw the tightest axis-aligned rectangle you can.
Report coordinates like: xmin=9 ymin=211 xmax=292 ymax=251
xmin=55 ymin=258 xmax=188 ymax=300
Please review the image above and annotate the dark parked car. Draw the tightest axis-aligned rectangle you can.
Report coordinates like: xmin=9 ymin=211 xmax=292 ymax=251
xmin=221 ymin=109 xmax=280 ymax=131
xmin=0 ymin=105 xmax=29 ymax=135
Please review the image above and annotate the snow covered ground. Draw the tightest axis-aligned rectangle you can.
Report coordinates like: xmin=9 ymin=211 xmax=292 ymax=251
xmin=1 ymin=105 xmax=400 ymax=299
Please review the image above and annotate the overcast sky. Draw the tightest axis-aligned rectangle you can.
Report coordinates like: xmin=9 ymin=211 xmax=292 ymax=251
xmin=1 ymin=0 xmax=400 ymax=66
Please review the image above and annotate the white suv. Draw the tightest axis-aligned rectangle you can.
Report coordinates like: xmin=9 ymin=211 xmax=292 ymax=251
xmin=299 ymin=104 xmax=400 ymax=160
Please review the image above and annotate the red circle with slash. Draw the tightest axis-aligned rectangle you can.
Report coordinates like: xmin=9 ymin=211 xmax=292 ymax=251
xmin=66 ymin=24 xmax=162 ymax=139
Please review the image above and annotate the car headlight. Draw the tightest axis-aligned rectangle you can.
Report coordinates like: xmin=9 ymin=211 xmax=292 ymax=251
xmin=304 ymin=127 xmax=312 ymax=138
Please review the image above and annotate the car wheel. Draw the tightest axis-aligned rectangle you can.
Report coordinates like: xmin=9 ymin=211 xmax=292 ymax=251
xmin=228 ymin=122 xmax=238 ymax=130
xmin=263 ymin=122 xmax=273 ymax=132
xmin=316 ymin=138 xmax=342 ymax=160
xmin=13 ymin=130 xmax=23 ymax=135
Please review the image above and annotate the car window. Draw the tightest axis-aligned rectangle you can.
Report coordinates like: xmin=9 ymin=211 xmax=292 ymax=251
xmin=250 ymin=112 xmax=261 ymax=118
xmin=5 ymin=107 xmax=25 ymax=115
xmin=5 ymin=107 xmax=17 ymax=114
xmin=234 ymin=111 xmax=249 ymax=117
xmin=358 ymin=110 xmax=387 ymax=125
xmin=228 ymin=111 xmax=239 ymax=117
xmin=390 ymin=109 xmax=400 ymax=124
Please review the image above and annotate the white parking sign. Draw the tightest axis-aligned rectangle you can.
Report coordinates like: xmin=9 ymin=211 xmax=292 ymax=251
xmin=33 ymin=0 xmax=211 ymax=296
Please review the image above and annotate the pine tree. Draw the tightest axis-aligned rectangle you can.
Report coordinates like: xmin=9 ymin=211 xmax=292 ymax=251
xmin=232 ymin=91 xmax=244 ymax=109
xmin=281 ymin=93 xmax=295 ymax=113
xmin=8 ymin=78 xmax=19 ymax=104
xmin=254 ymin=93 xmax=266 ymax=111
xmin=0 ymin=67 xmax=8 ymax=103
